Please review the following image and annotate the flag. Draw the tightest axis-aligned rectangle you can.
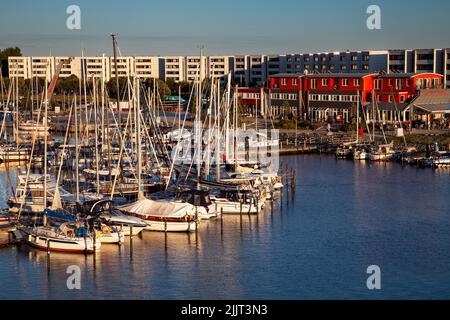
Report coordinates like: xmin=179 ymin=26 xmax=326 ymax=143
xmin=358 ymin=128 xmax=364 ymax=137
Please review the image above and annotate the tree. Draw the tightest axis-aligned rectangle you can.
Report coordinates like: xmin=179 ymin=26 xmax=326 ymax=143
xmin=143 ymin=78 xmax=171 ymax=98
xmin=106 ymin=77 xmax=129 ymax=99
xmin=55 ymin=75 xmax=80 ymax=93
xmin=0 ymin=47 xmax=22 ymax=77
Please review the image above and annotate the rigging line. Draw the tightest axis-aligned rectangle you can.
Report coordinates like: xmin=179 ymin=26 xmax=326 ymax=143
xmin=108 ymin=100 xmax=133 ymax=200
xmin=165 ymin=82 xmax=197 ymax=188
xmin=17 ymin=81 xmax=46 ymax=221
xmin=54 ymin=104 xmax=73 ymax=192
xmin=391 ymin=87 xmax=408 ymax=147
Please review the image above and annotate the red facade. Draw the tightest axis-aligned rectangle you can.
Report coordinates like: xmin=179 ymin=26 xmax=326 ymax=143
xmin=374 ymin=73 xmax=443 ymax=104
xmin=237 ymin=72 xmax=444 ymax=121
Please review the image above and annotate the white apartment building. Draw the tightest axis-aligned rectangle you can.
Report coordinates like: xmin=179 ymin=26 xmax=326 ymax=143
xmin=164 ymin=56 xmax=184 ymax=82
xmin=232 ymin=55 xmax=249 ymax=86
xmin=208 ymin=56 xmax=230 ymax=80
xmin=83 ymin=56 xmax=108 ymax=79
xmin=184 ymin=56 xmax=207 ymax=82
xmin=133 ymin=56 xmax=159 ymax=79
xmin=8 ymin=48 xmax=450 ymax=88
xmin=387 ymin=48 xmax=450 ymax=88
xmin=8 ymin=56 xmax=30 ymax=78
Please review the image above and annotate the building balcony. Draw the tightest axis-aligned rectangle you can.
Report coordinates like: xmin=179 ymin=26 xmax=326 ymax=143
xmin=389 ymin=60 xmax=405 ymax=65
xmin=416 ymin=59 xmax=434 ymax=65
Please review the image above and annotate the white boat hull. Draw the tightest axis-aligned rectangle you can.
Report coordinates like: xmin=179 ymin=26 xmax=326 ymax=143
xmin=213 ymin=201 xmax=263 ymax=214
xmin=369 ymin=153 xmax=394 ymax=161
xmin=143 ymin=220 xmax=197 ymax=232
xmin=111 ymin=224 xmax=145 ymax=236
xmin=99 ymin=231 xmax=125 ymax=244
xmin=20 ymin=227 xmax=101 ymax=254
xmin=433 ymin=158 xmax=450 ymax=167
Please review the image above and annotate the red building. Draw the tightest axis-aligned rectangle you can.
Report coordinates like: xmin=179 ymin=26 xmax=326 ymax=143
xmin=303 ymin=73 xmax=376 ymax=122
xmin=374 ymin=73 xmax=443 ymax=104
xmin=268 ymin=74 xmax=304 ymax=118
xmin=235 ymin=87 xmax=266 ymax=116
xmin=261 ymin=72 xmax=444 ymax=123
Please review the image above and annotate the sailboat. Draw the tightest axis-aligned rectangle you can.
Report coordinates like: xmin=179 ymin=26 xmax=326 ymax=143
xmin=79 ymin=199 xmax=146 ymax=236
xmin=18 ymin=72 xmax=101 ymax=254
xmin=19 ymin=209 xmax=101 ymax=253
xmin=369 ymin=141 xmax=396 ymax=161
xmin=0 ymin=209 xmax=17 ymax=227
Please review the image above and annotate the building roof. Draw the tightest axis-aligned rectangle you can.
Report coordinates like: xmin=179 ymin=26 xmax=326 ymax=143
xmin=376 ymin=102 xmax=409 ymax=112
xmin=270 ymin=73 xmax=304 ymax=78
xmin=305 ymin=73 xmax=376 ymax=79
xmin=380 ymin=73 xmax=442 ymax=78
xmin=309 ymin=101 xmax=356 ymax=110
xmin=410 ymin=89 xmax=450 ymax=113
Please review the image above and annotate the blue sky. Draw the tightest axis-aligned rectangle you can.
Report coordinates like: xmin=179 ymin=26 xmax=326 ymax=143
xmin=0 ymin=0 xmax=449 ymax=56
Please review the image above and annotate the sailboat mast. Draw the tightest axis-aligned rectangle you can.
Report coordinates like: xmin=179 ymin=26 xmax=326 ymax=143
xmin=111 ymin=34 xmax=121 ymax=133
xmin=93 ymin=77 xmax=100 ymax=195
xmin=136 ymin=77 xmax=142 ymax=196
xmin=234 ymin=85 xmax=238 ymax=168
xmin=196 ymin=47 xmax=203 ymax=186
xmin=216 ymin=78 xmax=221 ymax=182
xmin=74 ymin=92 xmax=80 ymax=202
xmin=44 ymin=79 xmax=48 ymax=209
xmin=356 ymin=90 xmax=360 ymax=144
xmin=15 ymin=74 xmax=19 ymax=142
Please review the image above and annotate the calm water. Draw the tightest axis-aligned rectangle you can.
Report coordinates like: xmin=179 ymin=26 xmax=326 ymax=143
xmin=1 ymin=155 xmax=450 ymax=300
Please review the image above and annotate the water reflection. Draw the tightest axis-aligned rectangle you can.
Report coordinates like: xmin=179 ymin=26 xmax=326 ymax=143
xmin=1 ymin=155 xmax=450 ymax=299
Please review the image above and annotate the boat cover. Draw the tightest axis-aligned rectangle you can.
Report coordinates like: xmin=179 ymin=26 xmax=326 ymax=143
xmin=118 ymin=198 xmax=195 ymax=218
xmin=43 ymin=208 xmax=77 ymax=222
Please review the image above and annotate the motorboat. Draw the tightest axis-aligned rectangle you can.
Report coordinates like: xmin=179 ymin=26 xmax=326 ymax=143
xmin=18 ymin=120 xmax=49 ymax=134
xmin=336 ymin=142 xmax=355 ymax=159
xmin=432 ymin=152 xmax=450 ymax=168
xmin=0 ymin=144 xmax=31 ymax=163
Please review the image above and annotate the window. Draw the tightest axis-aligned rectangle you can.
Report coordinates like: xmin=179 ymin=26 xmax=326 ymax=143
xmin=293 ymin=78 xmax=298 ymax=86
xmin=396 ymin=79 xmax=403 ymax=90
xmin=388 ymin=96 xmax=393 ymax=103
xmin=322 ymin=79 xmax=329 ymax=86
xmin=389 ymin=79 xmax=393 ymax=87
xmin=406 ymin=79 xmax=411 ymax=87
xmin=281 ymin=79 xmax=287 ymax=86
xmin=400 ymin=95 xmax=406 ymax=103
xmin=351 ymin=56 xmax=358 ymax=61
xmin=342 ymin=79 xmax=349 ymax=86
xmin=433 ymin=78 xmax=439 ymax=88
xmin=354 ymin=79 xmax=361 ymax=87
xmin=311 ymin=79 xmax=317 ymax=89
xmin=374 ymin=79 xmax=381 ymax=90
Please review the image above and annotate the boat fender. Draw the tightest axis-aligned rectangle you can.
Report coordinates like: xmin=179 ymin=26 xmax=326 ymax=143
xmin=102 ymin=226 xmax=111 ymax=235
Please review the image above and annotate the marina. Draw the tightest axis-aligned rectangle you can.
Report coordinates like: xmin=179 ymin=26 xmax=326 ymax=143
xmin=0 ymin=0 xmax=449 ymax=303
